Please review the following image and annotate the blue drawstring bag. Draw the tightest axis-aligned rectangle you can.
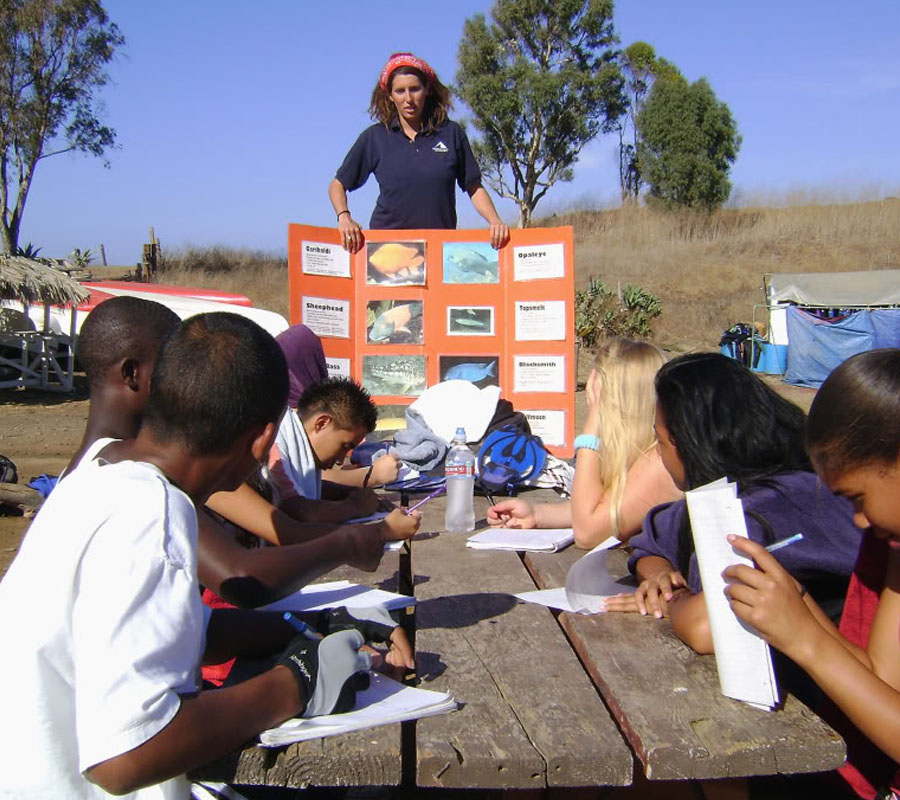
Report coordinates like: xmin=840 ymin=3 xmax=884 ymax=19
xmin=476 ymin=425 xmax=547 ymax=495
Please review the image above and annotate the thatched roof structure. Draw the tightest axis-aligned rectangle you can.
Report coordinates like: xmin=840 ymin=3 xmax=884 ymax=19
xmin=0 ymin=255 xmax=89 ymax=305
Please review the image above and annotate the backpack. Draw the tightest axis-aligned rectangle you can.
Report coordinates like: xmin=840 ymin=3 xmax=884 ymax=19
xmin=719 ymin=323 xmax=762 ymax=369
xmin=476 ymin=425 xmax=547 ymax=495
xmin=0 ymin=455 xmax=17 ymax=484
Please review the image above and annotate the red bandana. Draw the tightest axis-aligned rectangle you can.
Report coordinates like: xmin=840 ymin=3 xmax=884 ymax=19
xmin=378 ymin=52 xmax=436 ymax=91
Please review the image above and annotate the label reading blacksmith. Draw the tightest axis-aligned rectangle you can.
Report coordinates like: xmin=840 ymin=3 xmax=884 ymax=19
xmin=514 ymin=355 xmax=566 ymax=393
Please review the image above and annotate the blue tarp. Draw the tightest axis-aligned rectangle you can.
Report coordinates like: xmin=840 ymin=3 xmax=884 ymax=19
xmin=784 ymin=306 xmax=900 ymax=388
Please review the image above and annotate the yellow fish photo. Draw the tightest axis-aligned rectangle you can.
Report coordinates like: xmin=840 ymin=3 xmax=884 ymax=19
xmin=366 ymin=241 xmax=426 ymax=285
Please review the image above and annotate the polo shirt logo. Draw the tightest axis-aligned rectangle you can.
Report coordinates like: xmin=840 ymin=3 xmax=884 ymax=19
xmin=432 ymin=141 xmax=449 ymax=153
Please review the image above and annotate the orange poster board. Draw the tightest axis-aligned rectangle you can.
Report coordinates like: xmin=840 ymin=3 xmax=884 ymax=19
xmin=287 ymin=224 xmax=575 ymax=458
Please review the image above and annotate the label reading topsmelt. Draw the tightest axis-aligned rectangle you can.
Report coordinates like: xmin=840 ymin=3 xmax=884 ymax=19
xmin=446 ymin=464 xmax=474 ymax=478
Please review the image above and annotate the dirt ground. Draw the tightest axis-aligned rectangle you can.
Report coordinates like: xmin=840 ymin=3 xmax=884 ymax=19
xmin=0 ymin=364 xmax=816 ymax=578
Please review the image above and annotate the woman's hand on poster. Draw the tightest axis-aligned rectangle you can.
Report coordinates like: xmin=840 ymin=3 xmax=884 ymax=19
xmin=489 ymin=221 xmax=510 ymax=250
xmin=338 ymin=213 xmax=365 ymax=254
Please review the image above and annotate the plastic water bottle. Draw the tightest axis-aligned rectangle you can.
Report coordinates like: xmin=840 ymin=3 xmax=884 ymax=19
xmin=444 ymin=427 xmax=475 ymax=532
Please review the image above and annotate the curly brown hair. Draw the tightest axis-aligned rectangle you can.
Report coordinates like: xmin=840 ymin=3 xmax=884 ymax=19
xmin=369 ymin=66 xmax=452 ymax=134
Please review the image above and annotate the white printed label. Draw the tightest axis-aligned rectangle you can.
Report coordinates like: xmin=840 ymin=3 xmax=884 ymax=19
xmin=514 ymin=355 xmax=566 ymax=392
xmin=523 ymin=410 xmax=566 ymax=446
xmin=302 ymin=240 xmax=351 ymax=278
xmin=514 ymin=300 xmax=566 ymax=341
xmin=326 ymin=357 xmax=350 ymax=378
xmin=513 ymin=242 xmax=565 ymax=281
xmin=302 ymin=296 xmax=350 ymax=339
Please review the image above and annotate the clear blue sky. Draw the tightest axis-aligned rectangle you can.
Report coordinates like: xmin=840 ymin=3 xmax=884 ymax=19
xmin=20 ymin=0 xmax=900 ymax=265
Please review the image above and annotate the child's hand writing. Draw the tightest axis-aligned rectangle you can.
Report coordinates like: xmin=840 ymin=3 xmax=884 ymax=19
xmin=320 ymin=605 xmax=414 ymax=671
xmin=487 ymin=498 xmax=536 ymax=528
xmin=381 ymin=508 xmax=420 ymax=540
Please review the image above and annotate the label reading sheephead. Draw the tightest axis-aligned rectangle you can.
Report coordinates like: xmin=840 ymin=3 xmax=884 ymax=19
xmin=302 ymin=296 xmax=350 ymax=339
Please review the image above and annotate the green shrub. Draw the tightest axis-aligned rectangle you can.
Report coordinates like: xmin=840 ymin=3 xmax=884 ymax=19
xmin=575 ymin=276 xmax=661 ymax=349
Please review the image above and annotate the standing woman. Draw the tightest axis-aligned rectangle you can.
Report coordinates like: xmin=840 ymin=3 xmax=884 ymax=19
xmin=329 ymin=52 xmax=509 ymax=252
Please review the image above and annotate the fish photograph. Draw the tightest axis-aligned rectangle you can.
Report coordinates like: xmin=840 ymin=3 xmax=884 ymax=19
xmin=362 ymin=355 xmax=427 ymax=397
xmin=439 ymin=355 xmax=500 ymax=389
xmin=366 ymin=241 xmax=427 ymax=285
xmin=442 ymin=241 xmax=499 ymax=284
xmin=447 ymin=306 xmax=494 ymax=336
xmin=366 ymin=300 xmax=424 ymax=345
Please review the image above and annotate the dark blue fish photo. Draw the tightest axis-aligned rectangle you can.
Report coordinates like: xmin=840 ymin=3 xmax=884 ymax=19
xmin=439 ymin=355 xmax=500 ymax=389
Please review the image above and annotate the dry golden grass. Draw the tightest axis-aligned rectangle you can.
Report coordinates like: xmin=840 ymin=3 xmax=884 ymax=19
xmin=145 ymin=199 xmax=900 ymax=351
xmin=552 ymin=198 xmax=900 ymax=350
xmin=156 ymin=245 xmax=289 ymax=319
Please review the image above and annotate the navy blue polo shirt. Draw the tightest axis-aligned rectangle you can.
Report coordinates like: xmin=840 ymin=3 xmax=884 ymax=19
xmin=335 ymin=119 xmax=482 ymax=230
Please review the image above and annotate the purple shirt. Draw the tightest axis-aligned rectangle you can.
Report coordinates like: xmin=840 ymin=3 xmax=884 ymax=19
xmin=628 ymin=471 xmax=861 ymax=594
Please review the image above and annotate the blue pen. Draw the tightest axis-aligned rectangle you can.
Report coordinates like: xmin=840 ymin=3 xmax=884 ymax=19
xmin=282 ymin=611 xmax=322 ymax=641
xmin=765 ymin=532 xmax=804 ymax=553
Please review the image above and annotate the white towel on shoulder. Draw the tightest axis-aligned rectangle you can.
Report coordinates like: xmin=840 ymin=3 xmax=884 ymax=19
xmin=274 ymin=409 xmax=321 ymax=500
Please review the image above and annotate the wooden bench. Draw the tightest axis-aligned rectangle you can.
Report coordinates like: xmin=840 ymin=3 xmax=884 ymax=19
xmin=524 ymin=544 xmax=847 ymax=780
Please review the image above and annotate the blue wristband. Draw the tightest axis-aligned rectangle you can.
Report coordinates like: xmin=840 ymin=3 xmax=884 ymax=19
xmin=574 ymin=434 xmax=602 ymax=452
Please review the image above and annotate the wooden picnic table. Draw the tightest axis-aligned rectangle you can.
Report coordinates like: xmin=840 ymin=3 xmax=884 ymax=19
xmin=196 ymin=488 xmax=847 ymax=791
xmin=412 ymin=493 xmax=632 ymax=790
xmin=523 ymin=527 xmax=847 ymax=781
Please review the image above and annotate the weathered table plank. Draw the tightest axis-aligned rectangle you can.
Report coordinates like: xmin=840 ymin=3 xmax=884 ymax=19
xmin=193 ymin=551 xmax=406 ymax=788
xmin=524 ymin=546 xmax=846 ymax=781
xmin=413 ymin=496 xmax=632 ymax=789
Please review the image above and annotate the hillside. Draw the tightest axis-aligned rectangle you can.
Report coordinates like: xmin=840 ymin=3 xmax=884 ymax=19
xmin=551 ymin=198 xmax=900 ymax=351
xmin=149 ymin=198 xmax=900 ymax=354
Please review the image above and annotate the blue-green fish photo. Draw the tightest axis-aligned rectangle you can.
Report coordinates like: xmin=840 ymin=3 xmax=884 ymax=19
xmin=447 ymin=306 xmax=494 ymax=336
xmin=442 ymin=242 xmax=499 ymax=284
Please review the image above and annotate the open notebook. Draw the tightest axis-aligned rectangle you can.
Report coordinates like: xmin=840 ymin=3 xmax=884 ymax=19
xmin=686 ymin=478 xmax=779 ymax=710
xmin=466 ymin=527 xmax=575 ymax=552
xmin=258 ymin=672 xmax=457 ymax=746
